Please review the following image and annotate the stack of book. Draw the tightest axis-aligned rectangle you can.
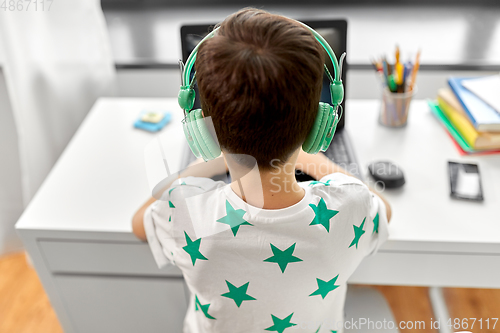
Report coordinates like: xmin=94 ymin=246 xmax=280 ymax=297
xmin=428 ymin=75 xmax=500 ymax=155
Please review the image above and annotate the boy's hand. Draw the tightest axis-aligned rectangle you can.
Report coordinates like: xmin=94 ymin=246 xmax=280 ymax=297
xmin=295 ymin=150 xmax=351 ymax=180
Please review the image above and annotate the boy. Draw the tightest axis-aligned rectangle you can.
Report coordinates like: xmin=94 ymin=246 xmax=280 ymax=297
xmin=133 ymin=8 xmax=391 ymax=333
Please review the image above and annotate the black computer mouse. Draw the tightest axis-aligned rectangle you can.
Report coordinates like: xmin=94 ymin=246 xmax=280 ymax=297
xmin=368 ymin=161 xmax=405 ymax=188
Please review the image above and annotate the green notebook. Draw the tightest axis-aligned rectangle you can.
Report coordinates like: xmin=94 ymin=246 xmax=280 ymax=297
xmin=427 ymin=100 xmax=475 ymax=153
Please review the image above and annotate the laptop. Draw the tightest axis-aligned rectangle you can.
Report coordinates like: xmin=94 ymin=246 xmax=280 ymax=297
xmin=179 ymin=19 xmax=362 ymax=181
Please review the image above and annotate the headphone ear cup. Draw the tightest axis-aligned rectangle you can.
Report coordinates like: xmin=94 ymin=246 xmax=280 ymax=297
xmin=319 ymin=105 xmax=339 ymax=152
xmin=189 ymin=109 xmax=221 ymax=161
xmin=188 ymin=110 xmax=211 ymax=160
xmin=183 ymin=115 xmax=202 ymax=159
xmin=302 ymin=103 xmax=331 ymax=154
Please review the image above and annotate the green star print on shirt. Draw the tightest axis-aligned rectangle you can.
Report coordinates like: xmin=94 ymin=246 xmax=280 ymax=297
xmin=308 ymin=179 xmax=332 ymax=186
xmin=217 ymin=200 xmax=253 ymax=236
xmin=309 ymin=274 xmax=340 ymax=299
xmin=168 ymin=187 xmax=176 ymax=210
xmin=194 ymin=295 xmax=216 ymax=320
xmin=349 ymin=217 xmax=366 ymax=249
xmin=265 ymin=313 xmax=297 ymax=333
xmin=373 ymin=213 xmax=379 ymax=233
xmin=221 ymin=281 xmax=256 ymax=307
xmin=264 ymin=243 xmax=303 ymax=273
xmin=182 ymin=232 xmax=208 ymax=266
xmin=309 ymin=198 xmax=339 ymax=232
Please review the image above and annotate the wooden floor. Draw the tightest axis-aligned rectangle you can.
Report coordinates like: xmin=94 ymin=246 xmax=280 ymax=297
xmin=0 ymin=252 xmax=63 ymax=333
xmin=1 ymin=252 xmax=499 ymax=332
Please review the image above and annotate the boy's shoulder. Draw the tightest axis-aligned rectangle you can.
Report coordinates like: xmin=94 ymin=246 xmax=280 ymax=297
xmin=308 ymin=172 xmax=367 ymax=193
xmin=306 ymin=172 xmax=371 ymax=207
xmin=163 ymin=176 xmax=226 ymax=200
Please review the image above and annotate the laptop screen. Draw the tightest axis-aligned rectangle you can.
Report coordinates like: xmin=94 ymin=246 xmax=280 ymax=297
xmin=180 ymin=19 xmax=347 ymax=129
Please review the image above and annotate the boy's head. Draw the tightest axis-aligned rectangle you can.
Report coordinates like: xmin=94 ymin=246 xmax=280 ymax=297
xmin=195 ymin=8 xmax=325 ymax=170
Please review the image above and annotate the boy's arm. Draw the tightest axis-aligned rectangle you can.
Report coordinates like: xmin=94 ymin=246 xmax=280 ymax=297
xmin=370 ymin=186 xmax=392 ymax=222
xmin=132 ymin=155 xmax=228 ymax=241
xmin=296 ymin=150 xmax=392 ymax=222
xmin=132 ymin=196 xmax=156 ymax=241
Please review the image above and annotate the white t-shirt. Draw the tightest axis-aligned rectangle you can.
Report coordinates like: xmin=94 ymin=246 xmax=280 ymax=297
xmin=144 ymin=172 xmax=389 ymax=333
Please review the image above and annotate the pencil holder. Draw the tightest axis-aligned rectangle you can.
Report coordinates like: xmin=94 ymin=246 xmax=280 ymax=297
xmin=379 ymin=86 xmax=417 ymax=127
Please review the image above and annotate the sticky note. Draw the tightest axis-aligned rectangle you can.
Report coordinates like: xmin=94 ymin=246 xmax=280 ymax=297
xmin=141 ymin=111 xmax=165 ymax=123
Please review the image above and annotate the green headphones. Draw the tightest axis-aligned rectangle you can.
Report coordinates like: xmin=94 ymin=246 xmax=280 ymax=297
xmin=178 ymin=21 xmax=345 ymax=161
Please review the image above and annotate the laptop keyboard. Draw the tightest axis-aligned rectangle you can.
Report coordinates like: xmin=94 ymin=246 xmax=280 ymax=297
xmin=324 ymin=131 xmax=362 ymax=180
xmin=324 ymin=131 xmax=351 ymax=165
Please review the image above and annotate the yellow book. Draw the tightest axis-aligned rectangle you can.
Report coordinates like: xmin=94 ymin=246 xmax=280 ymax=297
xmin=438 ymin=88 xmax=500 ymax=150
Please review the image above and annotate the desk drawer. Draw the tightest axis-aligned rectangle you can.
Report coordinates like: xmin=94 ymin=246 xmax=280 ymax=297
xmin=54 ymin=274 xmax=187 ymax=333
xmin=38 ymin=240 xmax=182 ymax=277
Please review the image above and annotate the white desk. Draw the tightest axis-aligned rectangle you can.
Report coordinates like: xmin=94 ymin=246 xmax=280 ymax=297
xmin=16 ymin=98 xmax=500 ymax=333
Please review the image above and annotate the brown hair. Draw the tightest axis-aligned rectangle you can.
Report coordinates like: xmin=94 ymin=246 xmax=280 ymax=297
xmin=195 ymin=8 xmax=324 ymax=170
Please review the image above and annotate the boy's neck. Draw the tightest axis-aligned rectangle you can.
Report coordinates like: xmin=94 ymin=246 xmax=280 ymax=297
xmin=228 ymin=159 xmax=305 ymax=210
